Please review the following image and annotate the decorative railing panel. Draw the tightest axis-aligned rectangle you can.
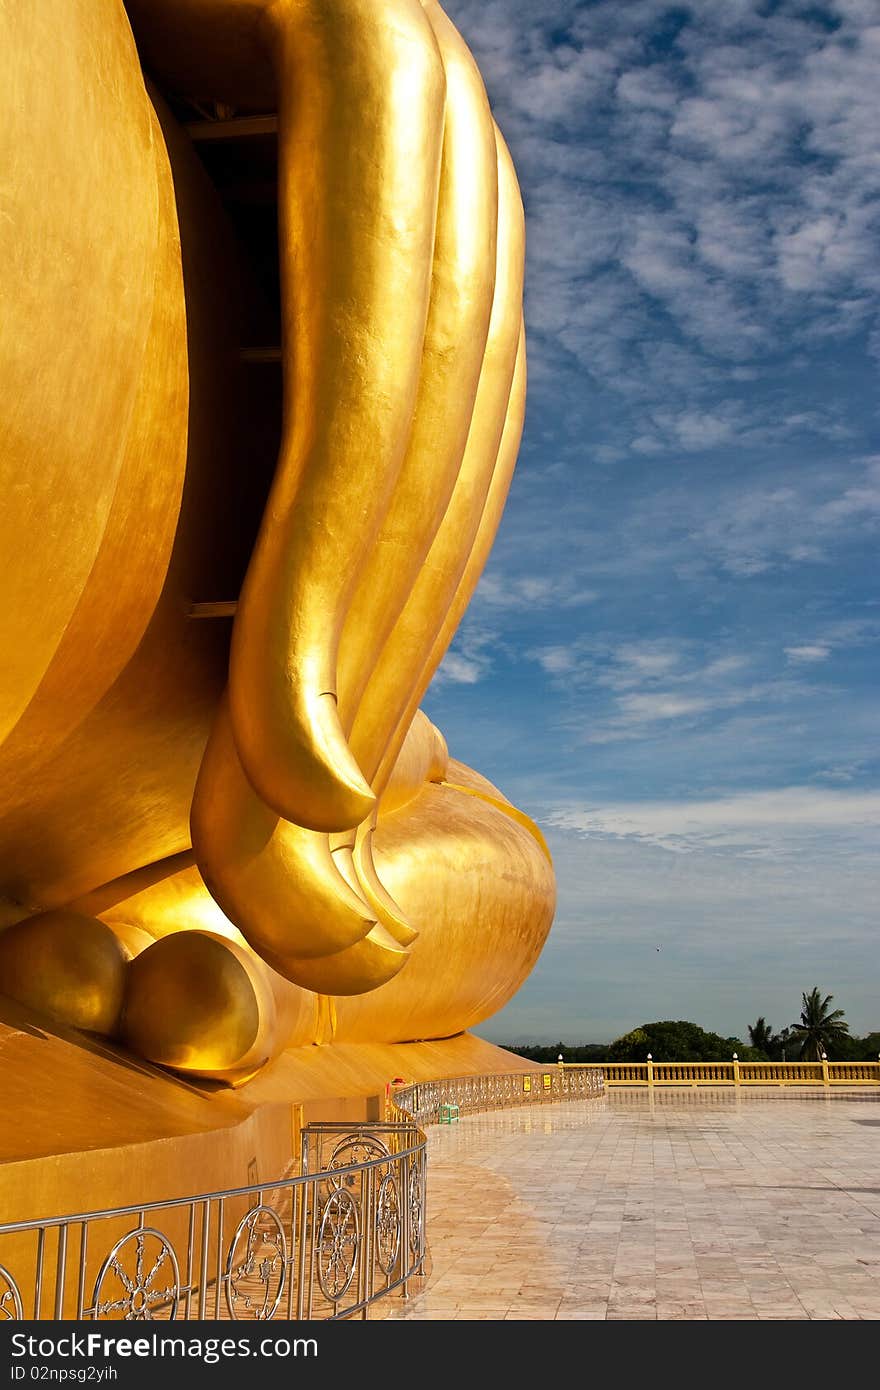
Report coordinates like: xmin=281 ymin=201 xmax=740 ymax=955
xmin=820 ymin=1061 xmax=880 ymax=1083
xmin=388 ymin=1066 xmax=604 ymax=1124
xmin=599 ymin=1060 xmax=880 ymax=1086
xmin=0 ymin=1121 xmax=426 ymax=1323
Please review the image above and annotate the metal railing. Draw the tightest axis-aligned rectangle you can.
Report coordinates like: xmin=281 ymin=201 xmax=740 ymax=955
xmin=0 ymin=1121 xmax=426 ymax=1322
xmin=0 ymin=1066 xmax=608 ymax=1322
xmin=597 ymin=1058 xmax=880 ymax=1087
xmin=388 ymin=1064 xmax=604 ymax=1124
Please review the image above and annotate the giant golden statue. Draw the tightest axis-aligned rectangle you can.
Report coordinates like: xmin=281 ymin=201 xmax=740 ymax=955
xmin=0 ymin=0 xmax=555 ymax=1088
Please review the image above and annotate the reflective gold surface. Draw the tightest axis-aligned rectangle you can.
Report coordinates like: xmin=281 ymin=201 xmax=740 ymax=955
xmin=0 ymin=0 xmax=555 ymax=1086
xmin=122 ymin=930 xmax=277 ymax=1082
xmin=0 ymin=913 xmax=129 ymax=1036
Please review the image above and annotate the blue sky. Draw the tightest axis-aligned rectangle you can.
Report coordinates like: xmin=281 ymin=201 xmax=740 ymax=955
xmin=421 ymin=0 xmax=880 ymax=1046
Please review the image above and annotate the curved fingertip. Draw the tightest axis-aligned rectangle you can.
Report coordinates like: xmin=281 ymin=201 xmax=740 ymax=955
xmin=353 ymin=826 xmax=419 ymax=947
xmin=307 ymin=690 xmax=377 ymax=825
xmin=264 ymin=921 xmax=409 ymax=996
xmin=228 ymin=677 xmax=375 ymax=832
xmin=191 ymin=696 xmax=379 ymax=964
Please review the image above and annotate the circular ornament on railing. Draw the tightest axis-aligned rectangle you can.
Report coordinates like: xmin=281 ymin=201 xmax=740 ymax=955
xmin=325 ymin=1135 xmax=390 ymax=1193
xmin=408 ymin=1157 xmax=425 ymax=1255
xmin=375 ymin=1173 xmax=401 ymax=1274
xmin=316 ymin=1188 xmax=359 ymax=1301
xmin=328 ymin=1134 xmax=390 ymax=1168
xmin=92 ymin=1228 xmax=180 ymax=1320
xmin=225 ymin=1205 xmax=286 ymax=1320
xmin=0 ymin=1265 xmax=22 ymax=1320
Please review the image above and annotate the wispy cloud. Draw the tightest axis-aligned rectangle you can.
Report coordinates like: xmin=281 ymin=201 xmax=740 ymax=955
xmin=524 ymin=636 xmax=789 ymax=743
xmin=597 ymin=644 xmax=749 ymax=691
xmin=531 ymin=644 xmax=579 ymax=676
xmin=433 ymin=652 xmax=483 ymax=685
xmin=542 ymin=785 xmax=880 ymax=858
xmin=433 ymin=621 xmax=501 ymax=686
xmin=445 ymin=0 xmax=880 ymax=447
xmin=785 ymin=644 xmax=831 ymax=663
xmin=815 ymin=456 xmax=880 ymax=522
xmin=642 ymin=457 xmax=880 ymax=580
xmin=474 ymin=572 xmax=597 ymax=611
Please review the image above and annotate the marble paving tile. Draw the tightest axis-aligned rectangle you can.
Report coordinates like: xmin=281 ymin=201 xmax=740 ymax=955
xmin=383 ymin=1087 xmax=880 ymax=1321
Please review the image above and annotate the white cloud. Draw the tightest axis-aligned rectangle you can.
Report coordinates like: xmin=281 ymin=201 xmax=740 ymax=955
xmin=603 ymin=642 xmax=683 ymax=683
xmin=785 ymin=644 xmax=831 ymax=663
xmin=584 ymin=682 xmax=776 ymax=743
xmin=670 ymin=458 xmax=880 ymax=577
xmin=542 ymin=786 xmax=880 ymax=858
xmin=694 ymin=200 xmax=769 ymax=278
xmin=432 ymin=618 xmax=507 ymax=688
xmin=523 ymin=635 xmax=801 ymax=747
xmin=532 ymin=645 xmax=578 ymax=676
xmin=433 ymin=652 xmax=482 ymax=685
xmin=528 ymin=630 xmax=769 ymax=699
xmin=812 ymin=761 xmax=866 ymax=784
xmin=659 ymin=410 xmax=738 ymax=450
xmin=616 ymin=692 xmax=713 ymax=721
xmin=474 ymin=572 xmax=597 ymax=611
xmin=443 ymin=0 xmax=880 ymax=432
xmin=814 ymin=457 xmax=880 ymax=523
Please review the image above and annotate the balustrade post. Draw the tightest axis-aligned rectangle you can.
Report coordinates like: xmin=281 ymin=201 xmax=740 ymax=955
xmin=646 ymin=1054 xmax=653 ymax=1089
xmin=732 ymin=1053 xmax=740 ymax=1087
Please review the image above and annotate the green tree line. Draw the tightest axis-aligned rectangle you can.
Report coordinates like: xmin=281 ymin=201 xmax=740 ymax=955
xmin=506 ymin=988 xmax=880 ymax=1064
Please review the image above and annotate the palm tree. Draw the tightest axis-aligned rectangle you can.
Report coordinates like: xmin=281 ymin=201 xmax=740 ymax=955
xmin=748 ymin=1017 xmax=774 ymax=1055
xmin=790 ymin=988 xmax=849 ymax=1061
xmin=771 ymin=1026 xmax=794 ymax=1062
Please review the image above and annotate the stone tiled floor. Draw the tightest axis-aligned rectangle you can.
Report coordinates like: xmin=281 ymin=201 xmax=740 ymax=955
xmin=384 ymin=1087 xmax=880 ymax=1320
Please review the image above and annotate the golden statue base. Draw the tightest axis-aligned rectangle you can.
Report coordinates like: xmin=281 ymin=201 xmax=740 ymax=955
xmin=0 ymin=993 xmax=532 ymax=1226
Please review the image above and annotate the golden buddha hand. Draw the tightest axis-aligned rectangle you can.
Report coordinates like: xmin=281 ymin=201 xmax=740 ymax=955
xmin=0 ymin=0 xmax=554 ymax=1081
xmin=177 ymin=0 xmax=531 ymax=991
